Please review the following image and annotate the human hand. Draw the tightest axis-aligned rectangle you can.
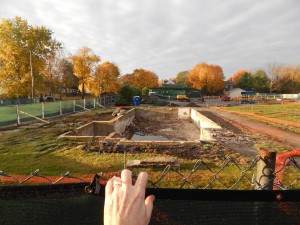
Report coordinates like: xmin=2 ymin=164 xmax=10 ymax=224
xmin=104 ymin=169 xmax=155 ymax=225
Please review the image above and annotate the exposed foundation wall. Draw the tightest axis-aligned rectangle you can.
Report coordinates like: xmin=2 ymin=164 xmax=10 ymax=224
xmin=178 ymin=108 xmax=191 ymax=119
xmin=190 ymin=109 xmax=222 ymax=142
xmin=135 ymin=108 xmax=178 ymax=121
xmin=65 ymin=109 xmax=135 ymax=138
xmin=74 ymin=122 xmax=95 ymax=136
xmin=61 ymin=107 xmax=223 ymax=143
xmin=113 ymin=108 xmax=135 ymax=133
xmin=94 ymin=122 xmax=115 ymax=136
xmin=190 ymin=109 xmax=221 ymax=129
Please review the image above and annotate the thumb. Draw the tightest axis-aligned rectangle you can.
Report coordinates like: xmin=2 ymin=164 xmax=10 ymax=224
xmin=145 ymin=195 xmax=155 ymax=220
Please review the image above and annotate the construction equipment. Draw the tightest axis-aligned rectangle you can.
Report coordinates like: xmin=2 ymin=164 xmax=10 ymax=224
xmin=176 ymin=95 xmax=190 ymax=102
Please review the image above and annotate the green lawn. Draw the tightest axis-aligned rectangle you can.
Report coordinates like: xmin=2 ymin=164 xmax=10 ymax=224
xmin=0 ymin=100 xmax=96 ymax=127
xmin=0 ymin=125 xmax=257 ymax=189
xmin=0 ymin=109 xmax=299 ymax=189
xmin=0 ymin=106 xmax=17 ymax=126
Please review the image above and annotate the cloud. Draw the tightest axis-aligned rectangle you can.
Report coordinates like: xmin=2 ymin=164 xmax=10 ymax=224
xmin=1 ymin=0 xmax=300 ymax=78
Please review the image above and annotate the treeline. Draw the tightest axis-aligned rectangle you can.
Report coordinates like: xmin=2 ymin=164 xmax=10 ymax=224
xmin=0 ymin=17 xmax=159 ymax=99
xmin=229 ymin=66 xmax=300 ymax=93
xmin=1 ymin=17 xmax=298 ymax=99
xmin=174 ymin=65 xmax=300 ymax=94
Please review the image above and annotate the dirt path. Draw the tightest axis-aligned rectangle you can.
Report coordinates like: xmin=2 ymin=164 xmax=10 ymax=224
xmin=205 ymin=108 xmax=300 ymax=149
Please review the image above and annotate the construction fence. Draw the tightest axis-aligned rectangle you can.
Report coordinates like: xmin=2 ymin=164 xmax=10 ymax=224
xmin=0 ymin=96 xmax=117 ymax=127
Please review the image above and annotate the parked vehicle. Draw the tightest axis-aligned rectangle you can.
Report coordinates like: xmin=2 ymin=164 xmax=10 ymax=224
xmin=220 ymin=96 xmax=230 ymax=101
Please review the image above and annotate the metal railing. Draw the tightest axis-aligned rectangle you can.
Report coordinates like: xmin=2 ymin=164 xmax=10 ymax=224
xmin=0 ymin=96 xmax=117 ymax=127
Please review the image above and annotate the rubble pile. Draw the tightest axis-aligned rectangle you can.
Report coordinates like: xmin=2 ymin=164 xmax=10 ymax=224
xmin=211 ymin=129 xmax=253 ymax=144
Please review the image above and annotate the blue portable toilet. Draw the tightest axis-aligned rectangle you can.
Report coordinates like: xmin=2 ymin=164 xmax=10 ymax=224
xmin=133 ymin=96 xmax=140 ymax=106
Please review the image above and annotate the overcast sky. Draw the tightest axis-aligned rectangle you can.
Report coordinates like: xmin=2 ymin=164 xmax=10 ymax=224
xmin=1 ymin=0 xmax=300 ymax=79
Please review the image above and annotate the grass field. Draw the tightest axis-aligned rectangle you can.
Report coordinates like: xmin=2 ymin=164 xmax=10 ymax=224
xmin=220 ymin=104 xmax=300 ymax=134
xmin=0 ymin=99 xmax=99 ymax=127
xmin=0 ymin=109 xmax=299 ymax=189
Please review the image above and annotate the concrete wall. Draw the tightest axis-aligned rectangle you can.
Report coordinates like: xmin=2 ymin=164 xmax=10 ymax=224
xmin=113 ymin=108 xmax=135 ymax=133
xmin=190 ymin=109 xmax=221 ymax=129
xmin=61 ymin=107 xmax=223 ymax=143
xmin=190 ymin=109 xmax=222 ymax=142
xmin=178 ymin=108 xmax=191 ymax=119
xmin=71 ymin=109 xmax=135 ymax=137
xmin=75 ymin=122 xmax=95 ymax=136
xmin=135 ymin=108 xmax=178 ymax=121
xmin=94 ymin=122 xmax=115 ymax=136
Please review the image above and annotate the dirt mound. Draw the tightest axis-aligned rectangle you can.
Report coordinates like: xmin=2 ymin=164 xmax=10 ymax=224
xmin=142 ymin=95 xmax=169 ymax=106
xmin=185 ymin=102 xmax=200 ymax=107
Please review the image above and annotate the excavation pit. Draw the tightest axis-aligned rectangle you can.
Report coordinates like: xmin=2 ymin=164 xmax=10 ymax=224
xmin=60 ymin=108 xmax=223 ymax=153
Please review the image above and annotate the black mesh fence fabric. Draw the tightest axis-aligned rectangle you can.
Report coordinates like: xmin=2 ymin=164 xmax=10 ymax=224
xmin=1 ymin=184 xmax=300 ymax=225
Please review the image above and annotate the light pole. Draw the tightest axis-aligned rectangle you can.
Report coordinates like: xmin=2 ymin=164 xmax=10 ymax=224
xmin=29 ymin=50 xmax=34 ymax=99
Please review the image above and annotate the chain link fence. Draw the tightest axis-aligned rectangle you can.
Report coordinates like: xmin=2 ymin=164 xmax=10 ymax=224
xmin=1 ymin=154 xmax=299 ymax=190
xmin=0 ymin=96 xmax=117 ymax=127
xmin=0 ymin=170 xmax=88 ymax=185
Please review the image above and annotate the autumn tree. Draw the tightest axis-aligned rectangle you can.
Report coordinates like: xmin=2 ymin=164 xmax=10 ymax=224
xmin=268 ymin=64 xmax=291 ymax=93
xmin=70 ymin=47 xmax=100 ymax=98
xmin=0 ymin=17 xmax=61 ymax=98
xmin=91 ymin=61 xmax=120 ymax=97
xmin=281 ymin=65 xmax=300 ymax=93
xmin=43 ymin=50 xmax=63 ymax=97
xmin=58 ymin=58 xmax=79 ymax=94
xmin=126 ymin=69 xmax=159 ymax=90
xmin=229 ymin=70 xmax=248 ymax=85
xmin=119 ymin=74 xmax=131 ymax=86
xmin=186 ymin=62 xmax=225 ymax=94
xmin=176 ymin=71 xmax=188 ymax=84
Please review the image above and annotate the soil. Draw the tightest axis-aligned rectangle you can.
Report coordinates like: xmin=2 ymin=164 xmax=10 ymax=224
xmin=205 ymin=108 xmax=300 ymax=149
xmin=3 ymin=106 xmax=299 ymax=185
xmin=185 ymin=102 xmax=200 ymax=107
xmin=130 ymin=117 xmax=200 ymax=141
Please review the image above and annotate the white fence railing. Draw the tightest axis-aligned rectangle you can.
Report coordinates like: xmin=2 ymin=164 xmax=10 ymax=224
xmin=0 ymin=96 xmax=117 ymax=127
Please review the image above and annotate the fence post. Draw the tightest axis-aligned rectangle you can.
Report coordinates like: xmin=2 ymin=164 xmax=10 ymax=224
xmin=73 ymin=100 xmax=76 ymax=112
xmin=124 ymin=149 xmax=127 ymax=169
xmin=94 ymin=98 xmax=96 ymax=109
xmin=41 ymin=102 xmax=45 ymax=119
xmin=84 ymin=98 xmax=86 ymax=110
xmin=60 ymin=101 xmax=62 ymax=115
xmin=16 ymin=105 xmax=20 ymax=125
xmin=255 ymin=149 xmax=277 ymax=190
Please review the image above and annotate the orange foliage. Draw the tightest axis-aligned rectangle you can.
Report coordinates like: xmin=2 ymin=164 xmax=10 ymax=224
xmin=186 ymin=62 xmax=225 ymax=94
xmin=125 ymin=69 xmax=159 ymax=89
xmin=230 ymin=70 xmax=248 ymax=84
xmin=119 ymin=74 xmax=131 ymax=85
xmin=90 ymin=61 xmax=120 ymax=96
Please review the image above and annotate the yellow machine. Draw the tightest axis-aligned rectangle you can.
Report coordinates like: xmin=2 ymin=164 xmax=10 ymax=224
xmin=176 ymin=94 xmax=190 ymax=102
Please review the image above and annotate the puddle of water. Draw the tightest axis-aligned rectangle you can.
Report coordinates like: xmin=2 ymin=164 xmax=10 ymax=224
xmin=130 ymin=134 xmax=170 ymax=141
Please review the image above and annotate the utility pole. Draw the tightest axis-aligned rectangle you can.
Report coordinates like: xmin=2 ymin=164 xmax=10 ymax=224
xmin=29 ymin=51 xmax=34 ymax=99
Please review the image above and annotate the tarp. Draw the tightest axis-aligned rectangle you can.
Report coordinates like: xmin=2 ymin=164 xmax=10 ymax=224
xmin=1 ymin=183 xmax=300 ymax=225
